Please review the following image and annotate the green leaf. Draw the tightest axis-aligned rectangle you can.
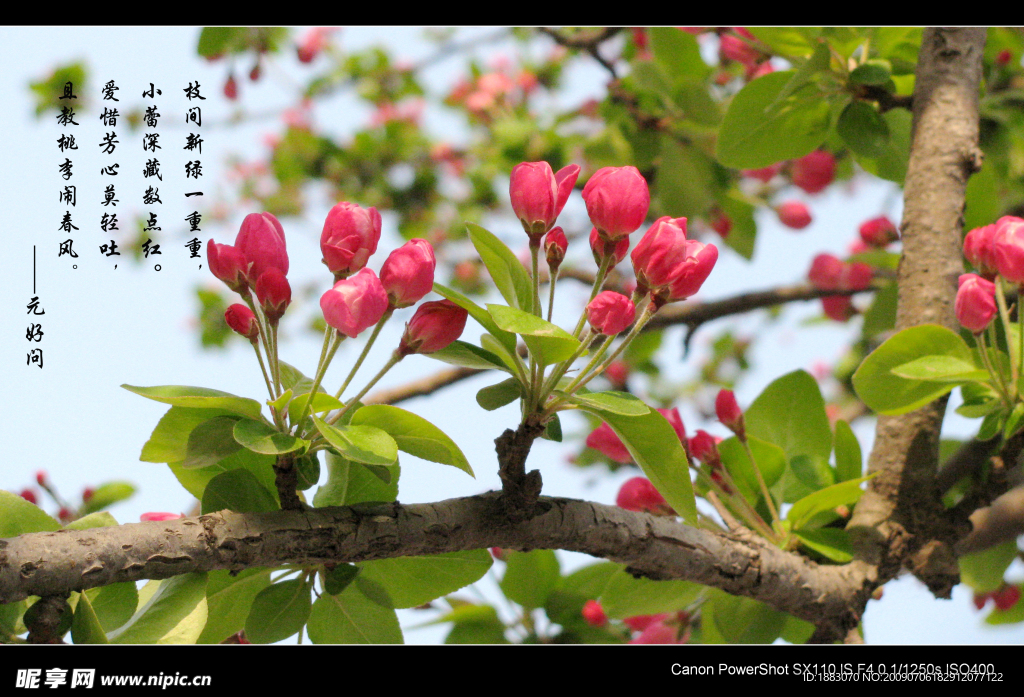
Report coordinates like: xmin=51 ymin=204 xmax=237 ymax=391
xmin=466 ymin=222 xmax=533 ymax=311
xmin=313 ymin=452 xmax=398 ymax=507
xmin=861 ymin=280 xmax=898 ymax=338
xmin=717 ymin=436 xmax=786 ymax=505
xmin=542 ymin=413 xmax=562 ymax=442
xmin=71 ymin=591 xmax=109 ymax=644
xmin=715 ymin=70 xmax=831 ymax=169
xmin=78 ymin=482 xmax=136 ymax=516
xmin=746 ymin=27 xmax=820 ymax=58
xmin=780 ymin=614 xmax=816 ymax=644
xmin=0 ymin=490 xmax=60 ymax=537
xmin=122 ymin=384 xmax=264 ymax=420
xmin=891 ymin=355 xmax=987 ymax=383
xmin=500 ymin=550 xmax=560 ymax=609
xmin=245 ymin=578 xmax=312 ymax=644
xmin=657 ymin=136 xmax=719 ymax=214
xmin=745 ymin=370 xmax=833 ymax=475
xmin=428 ymin=340 xmax=511 ymax=373
xmin=985 ymin=585 xmax=1024 ymax=625
xmin=287 ymin=392 xmax=344 ymax=426
xmin=837 ymin=100 xmax=890 ymax=158
xmin=561 ymin=562 xmax=621 ymax=600
xmin=849 ymin=59 xmax=892 ymax=86
xmin=197 ymin=568 xmax=272 ymax=644
xmin=84 ymin=583 xmax=138 ymax=633
xmin=295 ymin=452 xmax=321 ymax=490
xmin=705 ymin=589 xmax=787 ymax=644
xmin=476 ymin=377 xmax=523 ymax=411
xmin=196 ymin=27 xmax=246 ymax=58
xmin=854 ymin=108 xmax=912 ymax=184
xmin=66 ymin=511 xmax=118 ymax=530
xmin=487 ymin=304 xmax=580 ymax=366
xmin=168 ymin=448 xmax=278 ymax=502
xmin=959 ymin=540 xmax=1017 ymax=593
xmin=181 ymin=416 xmax=243 ymax=469
xmin=268 ymin=388 xmax=293 ymax=415
xmin=278 ymin=361 xmax=311 ymax=392
xmin=786 ymin=475 xmax=873 ymax=530
xmin=108 ymin=573 xmax=208 ymax=644
xmin=579 ymin=408 xmax=697 ymax=524
xmin=312 ymin=417 xmax=398 ymax=466
xmin=1005 ymin=403 xmax=1024 ymax=440
xmin=324 ymin=564 xmax=360 ymax=596
xmin=790 ymin=453 xmax=836 ymax=492
xmin=833 ymin=420 xmax=863 ymax=482
xmin=649 ymin=27 xmax=710 ymax=81
xmin=307 ymin=579 xmax=403 ymax=644
xmin=565 ymin=391 xmax=650 ymax=416
xmin=793 ymin=528 xmax=854 ymax=562
xmin=140 ymin=407 xmax=237 ymax=463
xmin=718 ymin=194 xmax=758 ymax=260
xmin=853 ymin=324 xmax=974 ymax=415
xmin=358 ymin=550 xmax=493 ymax=609
xmin=233 ymin=418 xmax=309 ymax=456
xmin=432 ymin=282 xmax=517 ymax=355
xmin=201 ymin=469 xmax=279 ymax=514
xmin=351 ymin=405 xmax=472 ymax=476
xmin=599 ymin=568 xmax=702 ymax=618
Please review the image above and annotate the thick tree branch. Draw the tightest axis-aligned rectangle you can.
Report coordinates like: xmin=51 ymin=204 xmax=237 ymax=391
xmin=0 ymin=495 xmax=869 ymax=634
xmin=848 ymin=28 xmax=987 ymax=599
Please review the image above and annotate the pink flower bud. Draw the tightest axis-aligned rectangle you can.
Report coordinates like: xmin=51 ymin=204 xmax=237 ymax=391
xmin=859 ymin=216 xmax=899 ymax=247
xmin=544 ymin=227 xmax=568 ymax=270
xmin=141 ymin=512 xmax=183 ymax=522
xmin=235 ymin=212 xmax=288 ymax=284
xmin=743 ymin=164 xmax=781 ymax=183
xmin=587 ymin=291 xmax=636 ymax=336
xmin=623 ymin=613 xmax=669 ymax=632
xmin=790 ymin=150 xmax=836 ymax=194
xmin=82 ymin=487 xmax=94 ymax=502
xmin=604 ymin=361 xmax=629 ymax=387
xmin=665 ymin=240 xmax=718 ymax=303
xmin=207 ymin=240 xmax=249 ymax=293
xmin=615 ymin=476 xmax=670 ymax=514
xmin=224 ymin=74 xmax=238 ymax=100
xmin=689 ymin=430 xmax=721 ymax=467
xmin=509 ymin=161 xmax=580 ymax=238
xmin=297 ymin=27 xmax=336 ymax=63
xmin=490 ymin=547 xmax=506 ymax=561
xmin=19 ymin=489 xmax=37 ymax=505
xmin=821 ymin=295 xmax=855 ymax=322
xmin=321 ymin=202 xmax=382 ymax=280
xmin=709 ymin=212 xmax=732 ymax=237
xmin=963 ymin=223 xmax=1000 ymax=278
xmin=808 ymin=254 xmax=842 ymax=290
xmin=996 ymin=49 xmax=1014 ymax=67
xmin=586 ymin=422 xmax=631 ymax=463
xmin=380 ymin=239 xmax=436 ymax=309
xmin=581 ymin=600 xmax=607 ymax=627
xmin=320 ymin=268 xmax=390 ymax=338
xmin=631 ymin=216 xmax=690 ymax=293
xmin=657 ymin=407 xmax=687 ymax=444
xmin=398 ymin=299 xmax=469 ymax=355
xmin=255 ymin=268 xmax=292 ymax=323
xmin=776 ymin=201 xmax=812 ymax=229
xmin=589 ymin=227 xmax=629 ymax=266
xmin=629 ymin=620 xmax=687 ymax=644
xmin=582 ymin=166 xmax=651 ymax=239
xmin=992 ymin=584 xmax=1021 ymax=611
xmin=955 ymin=274 xmax=997 ymax=334
xmin=715 ymin=389 xmax=744 ymax=436
xmin=225 ymin=304 xmax=259 ymax=341
xmin=993 ymin=216 xmax=1024 ymax=285
xmin=719 ymin=32 xmax=761 ymax=67
xmin=35 ymin=471 xmax=47 ymax=486
xmin=840 ymin=262 xmax=873 ymax=291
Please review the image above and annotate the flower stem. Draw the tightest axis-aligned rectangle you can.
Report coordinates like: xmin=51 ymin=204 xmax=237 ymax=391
xmin=739 ymin=435 xmax=780 ymax=526
xmin=546 ymin=267 xmax=559 ymax=323
xmin=572 ymin=253 xmax=613 ymax=339
xmin=334 ymin=310 xmax=392 ymax=400
xmin=295 ymin=329 xmax=344 ymax=434
xmin=978 ymin=329 xmax=1012 ymax=408
xmin=995 ymin=279 xmax=1018 ymax=398
xmin=328 ymin=351 xmax=403 ymax=426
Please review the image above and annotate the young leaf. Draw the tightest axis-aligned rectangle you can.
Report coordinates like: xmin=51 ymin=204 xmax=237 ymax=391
xmin=351 ymin=405 xmax=473 ymax=476
xmin=233 ymin=418 xmax=309 ymax=456
xmin=579 ymin=407 xmax=698 ymax=524
xmin=197 ymin=568 xmax=273 ymax=644
xmin=487 ymin=304 xmax=581 ymax=365
xmin=744 ymin=370 xmax=833 ymax=475
xmin=168 ymin=448 xmax=278 ymax=503
xmin=466 ymin=222 xmax=533 ymax=310
xmin=244 ymin=578 xmax=312 ymax=644
xmin=792 ymin=528 xmax=854 ymax=562
xmin=201 ymin=469 xmax=279 ymax=514
xmin=181 ymin=416 xmax=243 ymax=469
xmin=0 ymin=490 xmax=61 ymax=537
xmin=84 ymin=583 xmax=138 ymax=633
xmin=476 ymin=377 xmax=522 ymax=411
xmin=357 ymin=550 xmax=493 ymax=608
xmin=108 ymin=573 xmax=208 ymax=644
xmin=563 ymin=391 xmax=650 ymax=416
xmin=599 ymin=568 xmax=702 ymax=618
xmin=959 ymin=540 xmax=1017 ymax=593
xmin=140 ymin=407 xmax=237 ymax=463
xmin=833 ymin=419 xmax=863 ymax=482
xmin=324 ymin=564 xmax=360 ymax=596
xmin=786 ymin=475 xmax=874 ymax=530
xmin=853 ymin=324 xmax=974 ymax=415
xmin=313 ymin=452 xmax=399 ymax=507
xmin=77 ymin=482 xmax=136 ymax=515
xmin=428 ymin=340 xmax=511 ymax=373
xmin=307 ymin=579 xmax=403 ymax=644
xmin=287 ymin=392 xmax=344 ymax=425
xmin=311 ymin=417 xmax=398 ymax=466
xmin=122 ymin=384 xmax=264 ymax=420
xmin=500 ymin=550 xmax=560 ymax=609
xmin=71 ymin=591 xmax=110 ymax=644
xmin=890 ymin=355 xmax=987 ymax=383
xmin=717 ymin=436 xmax=786 ymax=506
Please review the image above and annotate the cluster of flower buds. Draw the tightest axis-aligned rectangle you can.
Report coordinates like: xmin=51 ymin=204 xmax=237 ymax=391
xmin=631 ymin=216 xmax=718 ymax=310
xmin=957 ymin=216 xmax=1024 ymax=334
xmin=807 ymin=253 xmax=874 ymax=321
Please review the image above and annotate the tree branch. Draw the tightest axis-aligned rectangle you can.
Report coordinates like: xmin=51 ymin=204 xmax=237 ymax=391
xmin=848 ymin=27 xmax=987 ymax=598
xmin=0 ymin=495 xmax=869 ymax=635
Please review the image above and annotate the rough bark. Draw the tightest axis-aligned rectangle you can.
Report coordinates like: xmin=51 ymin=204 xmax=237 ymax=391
xmin=0 ymin=495 xmax=869 ymax=631
xmin=848 ymin=28 xmax=986 ymax=598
